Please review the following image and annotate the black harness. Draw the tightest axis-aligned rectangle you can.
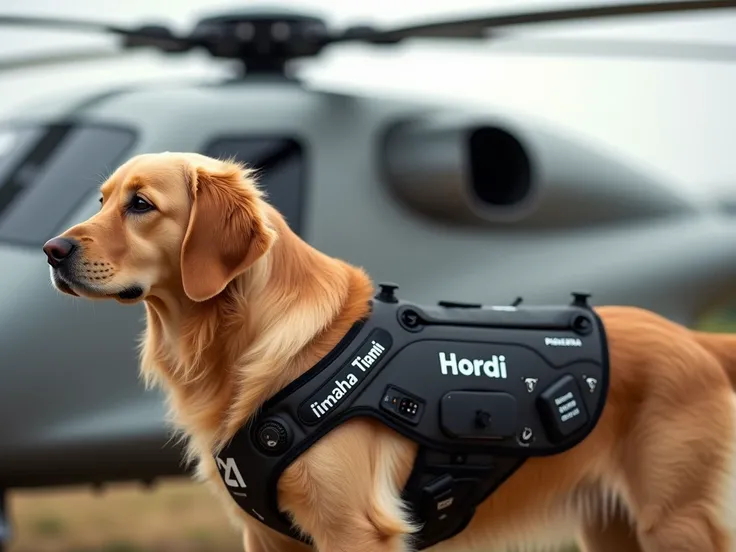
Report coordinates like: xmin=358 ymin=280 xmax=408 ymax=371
xmin=214 ymin=284 xmax=609 ymax=549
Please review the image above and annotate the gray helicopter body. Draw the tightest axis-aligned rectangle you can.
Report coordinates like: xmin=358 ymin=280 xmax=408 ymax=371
xmin=2 ymin=75 xmax=736 ymax=493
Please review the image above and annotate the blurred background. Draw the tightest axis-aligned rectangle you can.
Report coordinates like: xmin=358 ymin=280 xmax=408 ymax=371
xmin=1 ymin=0 xmax=735 ymax=551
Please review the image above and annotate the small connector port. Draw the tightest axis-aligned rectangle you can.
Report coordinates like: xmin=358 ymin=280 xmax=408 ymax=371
xmin=380 ymin=385 xmax=424 ymax=425
xmin=399 ymin=397 xmax=419 ymax=417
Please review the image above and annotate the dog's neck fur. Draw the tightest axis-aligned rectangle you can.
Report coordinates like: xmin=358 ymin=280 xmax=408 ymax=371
xmin=140 ymin=204 xmax=374 ymax=454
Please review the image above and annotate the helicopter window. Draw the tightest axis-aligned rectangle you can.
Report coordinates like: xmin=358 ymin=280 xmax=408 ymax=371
xmin=203 ymin=137 xmax=305 ymax=234
xmin=0 ymin=123 xmax=136 ymax=246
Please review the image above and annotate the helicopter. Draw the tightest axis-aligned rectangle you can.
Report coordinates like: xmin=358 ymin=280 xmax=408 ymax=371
xmin=1 ymin=0 xmax=736 ymax=548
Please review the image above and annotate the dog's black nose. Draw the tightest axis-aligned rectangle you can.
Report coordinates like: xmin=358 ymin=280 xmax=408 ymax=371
xmin=43 ymin=237 xmax=77 ymax=267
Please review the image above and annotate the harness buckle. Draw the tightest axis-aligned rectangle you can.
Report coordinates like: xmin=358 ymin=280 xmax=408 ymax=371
xmin=420 ymin=474 xmax=456 ymax=522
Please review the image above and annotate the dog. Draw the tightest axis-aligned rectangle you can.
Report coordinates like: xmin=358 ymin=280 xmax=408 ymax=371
xmin=43 ymin=151 xmax=736 ymax=552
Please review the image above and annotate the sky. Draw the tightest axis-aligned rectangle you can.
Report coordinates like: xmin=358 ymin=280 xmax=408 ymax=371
xmin=0 ymin=0 xmax=734 ymax=204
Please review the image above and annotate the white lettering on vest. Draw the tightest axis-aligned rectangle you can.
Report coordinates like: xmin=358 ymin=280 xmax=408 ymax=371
xmin=438 ymin=352 xmax=508 ymax=379
xmin=216 ymin=456 xmax=247 ymax=489
xmin=309 ymin=339 xmax=386 ymax=420
xmin=544 ymin=337 xmax=583 ymax=347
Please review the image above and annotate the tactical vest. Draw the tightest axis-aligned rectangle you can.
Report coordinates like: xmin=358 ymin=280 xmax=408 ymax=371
xmin=214 ymin=284 xmax=609 ymax=549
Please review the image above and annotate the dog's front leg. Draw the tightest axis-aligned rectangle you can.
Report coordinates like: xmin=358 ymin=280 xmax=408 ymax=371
xmin=242 ymin=523 xmax=314 ymax=552
xmin=276 ymin=469 xmax=413 ymax=552
xmin=578 ymin=508 xmax=643 ymax=552
xmin=275 ymin=420 xmax=418 ymax=552
xmin=241 ymin=512 xmax=407 ymax=552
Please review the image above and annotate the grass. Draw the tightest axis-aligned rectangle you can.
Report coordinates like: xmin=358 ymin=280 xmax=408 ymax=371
xmin=6 ymin=307 xmax=736 ymax=552
xmin=6 ymin=479 xmax=581 ymax=552
xmin=7 ymin=479 xmax=243 ymax=552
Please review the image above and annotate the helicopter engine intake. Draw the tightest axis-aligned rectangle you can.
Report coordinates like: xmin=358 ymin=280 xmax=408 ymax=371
xmin=381 ymin=111 xmax=695 ymax=228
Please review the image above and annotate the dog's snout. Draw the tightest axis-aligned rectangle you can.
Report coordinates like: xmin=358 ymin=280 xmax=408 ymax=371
xmin=43 ymin=237 xmax=77 ymax=267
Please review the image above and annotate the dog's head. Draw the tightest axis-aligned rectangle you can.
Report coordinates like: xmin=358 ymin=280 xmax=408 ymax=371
xmin=43 ymin=152 xmax=276 ymax=304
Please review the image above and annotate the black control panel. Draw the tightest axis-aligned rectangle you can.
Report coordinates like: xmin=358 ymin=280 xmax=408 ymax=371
xmin=365 ymin=336 xmax=604 ymax=455
xmin=439 ymin=391 xmax=518 ymax=440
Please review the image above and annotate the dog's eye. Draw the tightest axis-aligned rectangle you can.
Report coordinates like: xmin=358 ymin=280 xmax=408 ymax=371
xmin=129 ymin=195 xmax=154 ymax=214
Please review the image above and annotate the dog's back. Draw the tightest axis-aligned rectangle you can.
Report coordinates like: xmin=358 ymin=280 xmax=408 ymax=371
xmin=694 ymin=330 xmax=736 ymax=390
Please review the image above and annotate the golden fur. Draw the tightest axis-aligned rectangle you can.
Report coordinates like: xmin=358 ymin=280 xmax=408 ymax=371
xmin=45 ymin=151 xmax=736 ymax=552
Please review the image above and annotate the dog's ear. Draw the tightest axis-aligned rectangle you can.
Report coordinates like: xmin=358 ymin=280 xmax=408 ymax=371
xmin=181 ymin=162 xmax=276 ymax=302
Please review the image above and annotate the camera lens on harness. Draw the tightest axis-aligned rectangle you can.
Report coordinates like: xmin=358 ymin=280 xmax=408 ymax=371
xmin=572 ymin=315 xmax=593 ymax=335
xmin=474 ymin=410 xmax=492 ymax=429
xmin=398 ymin=308 xmax=423 ymax=332
xmin=255 ymin=418 xmax=292 ymax=455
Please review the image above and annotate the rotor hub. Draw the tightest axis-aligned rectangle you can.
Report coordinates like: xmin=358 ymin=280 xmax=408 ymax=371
xmin=190 ymin=8 xmax=331 ymax=74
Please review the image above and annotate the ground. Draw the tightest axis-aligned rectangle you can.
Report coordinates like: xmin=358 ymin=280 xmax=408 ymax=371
xmin=7 ymin=478 xmax=579 ymax=552
xmin=7 ymin=479 xmax=243 ymax=552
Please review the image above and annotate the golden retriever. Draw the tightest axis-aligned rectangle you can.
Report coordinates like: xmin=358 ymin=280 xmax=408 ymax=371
xmin=44 ymin=151 xmax=736 ymax=552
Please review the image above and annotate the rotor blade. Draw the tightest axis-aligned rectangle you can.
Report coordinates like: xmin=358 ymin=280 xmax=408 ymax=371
xmin=487 ymin=37 xmax=736 ymax=62
xmin=0 ymin=49 xmax=133 ymax=73
xmin=0 ymin=14 xmax=129 ymax=35
xmin=0 ymin=14 xmax=193 ymax=52
xmin=353 ymin=0 xmax=736 ymax=42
